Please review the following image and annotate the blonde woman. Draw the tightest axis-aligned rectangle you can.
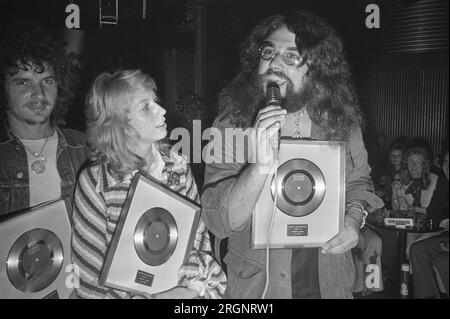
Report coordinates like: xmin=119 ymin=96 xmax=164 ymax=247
xmin=391 ymin=147 xmax=438 ymax=214
xmin=391 ymin=146 xmax=440 ymax=258
xmin=71 ymin=69 xmax=226 ymax=299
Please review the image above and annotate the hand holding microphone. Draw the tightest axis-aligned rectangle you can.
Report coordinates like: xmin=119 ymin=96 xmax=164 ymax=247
xmin=253 ymin=82 xmax=286 ymax=169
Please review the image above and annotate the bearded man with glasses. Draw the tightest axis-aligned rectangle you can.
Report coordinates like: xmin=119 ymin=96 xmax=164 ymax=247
xmin=201 ymin=10 xmax=384 ymax=299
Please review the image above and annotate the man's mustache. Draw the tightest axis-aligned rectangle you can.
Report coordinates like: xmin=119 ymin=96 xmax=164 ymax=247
xmin=257 ymin=70 xmax=294 ymax=97
xmin=261 ymin=69 xmax=290 ymax=82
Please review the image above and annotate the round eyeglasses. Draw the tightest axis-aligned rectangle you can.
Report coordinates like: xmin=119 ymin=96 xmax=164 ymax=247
xmin=258 ymin=41 xmax=304 ymax=67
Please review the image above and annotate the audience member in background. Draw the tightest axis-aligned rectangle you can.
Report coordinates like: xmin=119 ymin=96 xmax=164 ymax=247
xmin=391 ymin=147 xmax=438 ymax=214
xmin=376 ymin=143 xmax=406 ymax=208
xmin=71 ymin=69 xmax=226 ymax=299
xmin=387 ymin=144 xmax=405 ymax=178
xmin=0 ymin=25 xmax=89 ymax=215
xmin=391 ymin=146 xmax=440 ymax=260
xmin=409 ymin=138 xmax=441 ymax=176
xmin=409 ymin=148 xmax=449 ymax=298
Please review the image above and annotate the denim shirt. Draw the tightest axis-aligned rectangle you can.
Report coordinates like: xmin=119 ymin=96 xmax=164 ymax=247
xmin=201 ymin=116 xmax=384 ymax=299
xmin=0 ymin=124 xmax=90 ymax=216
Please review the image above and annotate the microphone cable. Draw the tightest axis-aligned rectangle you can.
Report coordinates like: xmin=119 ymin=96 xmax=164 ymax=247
xmin=261 ymin=81 xmax=282 ymax=299
xmin=262 ymin=146 xmax=279 ymax=299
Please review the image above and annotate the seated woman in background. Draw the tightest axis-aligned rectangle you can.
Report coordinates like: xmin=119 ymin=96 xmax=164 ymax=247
xmin=376 ymin=143 xmax=406 ymax=208
xmin=71 ymin=69 xmax=226 ymax=299
xmin=391 ymin=146 xmax=439 ymax=259
xmin=410 ymin=148 xmax=449 ymax=298
xmin=391 ymin=147 xmax=438 ymax=214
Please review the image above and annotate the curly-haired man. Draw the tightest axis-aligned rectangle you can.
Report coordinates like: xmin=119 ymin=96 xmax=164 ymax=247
xmin=0 ymin=25 xmax=90 ymax=215
xmin=202 ymin=10 xmax=384 ymax=298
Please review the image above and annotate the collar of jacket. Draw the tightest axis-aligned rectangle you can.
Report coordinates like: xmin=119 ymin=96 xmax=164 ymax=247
xmin=0 ymin=121 xmax=83 ymax=149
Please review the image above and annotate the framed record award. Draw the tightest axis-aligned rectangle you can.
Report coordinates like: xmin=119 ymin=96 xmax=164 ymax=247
xmin=253 ymin=139 xmax=346 ymax=249
xmin=0 ymin=199 xmax=73 ymax=299
xmin=99 ymin=172 xmax=201 ymax=295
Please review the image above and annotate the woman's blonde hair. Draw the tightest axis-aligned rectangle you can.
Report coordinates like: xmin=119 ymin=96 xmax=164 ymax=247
xmin=399 ymin=146 xmax=431 ymax=188
xmin=85 ymin=69 xmax=157 ymax=179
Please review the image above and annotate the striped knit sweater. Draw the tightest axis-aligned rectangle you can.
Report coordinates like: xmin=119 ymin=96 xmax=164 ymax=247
xmin=71 ymin=146 xmax=226 ymax=299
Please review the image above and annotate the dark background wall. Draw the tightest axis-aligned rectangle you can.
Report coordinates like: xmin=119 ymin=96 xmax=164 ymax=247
xmin=359 ymin=0 xmax=449 ymax=157
xmin=1 ymin=0 xmax=448 ymax=156
xmin=363 ymin=53 xmax=448 ymax=157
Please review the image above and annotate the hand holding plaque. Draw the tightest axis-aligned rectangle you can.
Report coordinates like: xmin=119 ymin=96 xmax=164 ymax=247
xmin=253 ymin=139 xmax=346 ymax=249
xmin=99 ymin=173 xmax=201 ymax=295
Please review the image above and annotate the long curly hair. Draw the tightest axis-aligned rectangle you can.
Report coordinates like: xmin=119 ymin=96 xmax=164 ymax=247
xmin=217 ymin=10 xmax=362 ymax=141
xmin=0 ymin=24 xmax=73 ymax=126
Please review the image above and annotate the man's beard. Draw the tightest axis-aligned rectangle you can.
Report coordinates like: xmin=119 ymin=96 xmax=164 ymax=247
xmin=256 ymin=69 xmax=311 ymax=113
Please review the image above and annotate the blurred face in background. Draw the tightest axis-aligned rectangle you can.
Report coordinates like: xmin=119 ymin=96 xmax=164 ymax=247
xmin=407 ymin=154 xmax=424 ymax=179
xmin=389 ymin=149 xmax=403 ymax=170
xmin=377 ymin=135 xmax=386 ymax=148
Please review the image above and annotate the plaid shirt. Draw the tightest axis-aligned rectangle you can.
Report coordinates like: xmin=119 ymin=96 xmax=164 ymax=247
xmin=71 ymin=143 xmax=226 ymax=298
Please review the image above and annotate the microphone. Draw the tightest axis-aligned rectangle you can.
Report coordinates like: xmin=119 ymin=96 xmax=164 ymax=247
xmin=265 ymin=82 xmax=282 ymax=151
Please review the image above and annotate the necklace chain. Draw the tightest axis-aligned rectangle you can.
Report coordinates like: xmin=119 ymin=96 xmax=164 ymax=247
xmin=21 ymin=137 xmax=49 ymax=158
xmin=8 ymin=129 xmax=54 ymax=174
xmin=286 ymin=109 xmax=305 ymax=138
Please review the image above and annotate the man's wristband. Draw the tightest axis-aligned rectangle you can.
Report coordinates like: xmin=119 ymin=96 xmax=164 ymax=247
xmin=345 ymin=201 xmax=368 ymax=228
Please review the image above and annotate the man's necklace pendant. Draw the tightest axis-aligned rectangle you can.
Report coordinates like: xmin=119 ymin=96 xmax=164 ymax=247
xmin=31 ymin=156 xmax=47 ymax=174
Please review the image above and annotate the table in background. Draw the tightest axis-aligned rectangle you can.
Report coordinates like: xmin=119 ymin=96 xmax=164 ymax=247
xmin=367 ymin=214 xmax=444 ymax=298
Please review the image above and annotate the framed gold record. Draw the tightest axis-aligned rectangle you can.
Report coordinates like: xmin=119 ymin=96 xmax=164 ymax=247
xmin=99 ymin=172 xmax=201 ymax=295
xmin=0 ymin=199 xmax=73 ymax=299
xmin=253 ymin=139 xmax=346 ymax=249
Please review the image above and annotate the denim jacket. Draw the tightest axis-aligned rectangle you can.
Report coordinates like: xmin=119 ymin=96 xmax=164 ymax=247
xmin=201 ymin=116 xmax=384 ymax=299
xmin=0 ymin=124 xmax=90 ymax=216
